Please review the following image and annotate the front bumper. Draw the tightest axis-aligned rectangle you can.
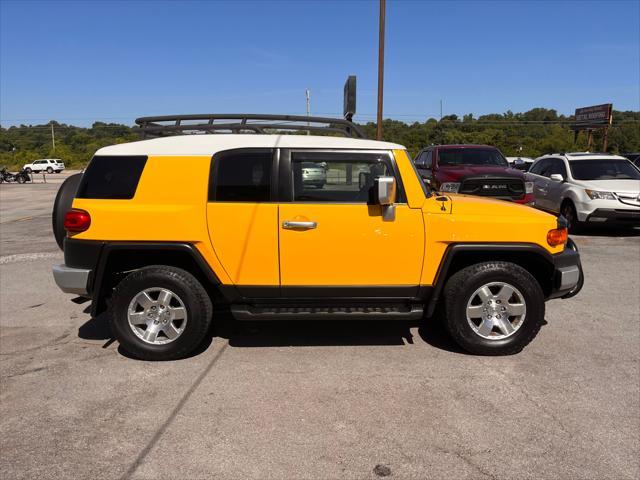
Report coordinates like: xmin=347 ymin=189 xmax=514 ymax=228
xmin=513 ymin=193 xmax=535 ymax=205
xmin=585 ymin=208 xmax=640 ymax=226
xmin=549 ymin=238 xmax=583 ymax=299
xmin=53 ymin=264 xmax=91 ymax=296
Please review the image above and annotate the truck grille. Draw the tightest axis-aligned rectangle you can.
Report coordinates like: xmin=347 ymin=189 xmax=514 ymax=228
xmin=459 ymin=178 xmax=525 ymax=199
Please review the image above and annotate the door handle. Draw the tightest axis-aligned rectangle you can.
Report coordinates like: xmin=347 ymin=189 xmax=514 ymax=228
xmin=282 ymin=221 xmax=317 ymax=230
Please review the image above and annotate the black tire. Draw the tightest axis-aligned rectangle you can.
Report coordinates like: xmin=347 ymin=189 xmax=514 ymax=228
xmin=52 ymin=172 xmax=83 ymax=250
xmin=109 ymin=266 xmax=213 ymax=361
xmin=25 ymin=167 xmax=32 ymax=174
xmin=46 ymin=166 xmax=53 ymax=174
xmin=561 ymin=200 xmax=582 ymax=234
xmin=443 ymin=261 xmax=545 ymax=356
xmin=16 ymin=175 xmax=25 ymax=184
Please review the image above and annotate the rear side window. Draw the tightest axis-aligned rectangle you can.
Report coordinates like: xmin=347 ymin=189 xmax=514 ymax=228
xmin=209 ymin=149 xmax=273 ymax=202
xmin=76 ymin=156 xmax=147 ymax=199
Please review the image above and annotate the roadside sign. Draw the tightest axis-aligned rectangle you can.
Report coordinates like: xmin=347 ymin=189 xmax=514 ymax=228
xmin=573 ymin=104 xmax=613 ymax=129
xmin=571 ymin=103 xmax=613 ymax=151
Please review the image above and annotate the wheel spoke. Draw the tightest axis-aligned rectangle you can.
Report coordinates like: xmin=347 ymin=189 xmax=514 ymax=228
xmin=477 ymin=286 xmax=493 ymax=302
xmin=497 ymin=285 xmax=515 ymax=303
xmin=466 ymin=305 xmax=484 ymax=318
xmin=494 ymin=317 xmax=515 ymax=335
xmin=162 ymin=323 xmax=181 ymax=340
xmin=170 ymin=306 xmax=186 ymax=320
xmin=507 ymin=303 xmax=526 ymax=317
xmin=128 ymin=311 xmax=149 ymax=325
xmin=137 ymin=291 xmax=154 ymax=309
xmin=143 ymin=324 xmax=161 ymax=343
xmin=477 ymin=319 xmax=494 ymax=337
xmin=158 ymin=290 xmax=173 ymax=307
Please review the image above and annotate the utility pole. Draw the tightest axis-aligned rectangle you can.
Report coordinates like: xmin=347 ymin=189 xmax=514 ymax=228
xmin=376 ymin=0 xmax=386 ymax=141
xmin=51 ymin=123 xmax=56 ymax=153
xmin=305 ymin=89 xmax=311 ymax=135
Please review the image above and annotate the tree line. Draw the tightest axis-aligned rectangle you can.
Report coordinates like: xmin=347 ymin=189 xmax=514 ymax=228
xmin=1 ymin=108 xmax=638 ymax=169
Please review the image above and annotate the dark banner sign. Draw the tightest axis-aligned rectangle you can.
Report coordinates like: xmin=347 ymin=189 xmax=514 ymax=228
xmin=573 ymin=103 xmax=612 ymax=129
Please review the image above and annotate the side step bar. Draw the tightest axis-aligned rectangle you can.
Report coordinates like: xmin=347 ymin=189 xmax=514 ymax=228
xmin=231 ymin=304 xmax=424 ymax=321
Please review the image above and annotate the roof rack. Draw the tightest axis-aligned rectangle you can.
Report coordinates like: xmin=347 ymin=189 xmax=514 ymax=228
xmin=135 ymin=113 xmax=367 ymax=139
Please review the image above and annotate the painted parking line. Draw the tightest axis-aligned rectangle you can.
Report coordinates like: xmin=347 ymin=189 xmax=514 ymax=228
xmin=0 ymin=252 xmax=61 ymax=265
xmin=0 ymin=214 xmax=49 ymax=225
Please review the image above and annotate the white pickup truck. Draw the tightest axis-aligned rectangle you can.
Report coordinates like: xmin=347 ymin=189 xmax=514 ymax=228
xmin=24 ymin=159 xmax=65 ymax=174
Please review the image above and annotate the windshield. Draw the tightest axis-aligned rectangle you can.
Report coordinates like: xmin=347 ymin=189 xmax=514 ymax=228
xmin=569 ymin=160 xmax=640 ymax=180
xmin=438 ymin=148 xmax=509 ymax=167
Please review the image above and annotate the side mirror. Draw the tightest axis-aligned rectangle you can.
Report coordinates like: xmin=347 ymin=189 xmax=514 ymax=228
xmin=375 ymin=176 xmax=397 ymax=205
xmin=550 ymin=174 xmax=564 ymax=182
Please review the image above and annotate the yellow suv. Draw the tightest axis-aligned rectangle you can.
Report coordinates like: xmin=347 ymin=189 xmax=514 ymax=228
xmin=52 ymin=114 xmax=583 ymax=360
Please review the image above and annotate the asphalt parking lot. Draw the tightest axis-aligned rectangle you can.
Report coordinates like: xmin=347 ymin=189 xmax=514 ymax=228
xmin=1 ymin=172 xmax=639 ymax=480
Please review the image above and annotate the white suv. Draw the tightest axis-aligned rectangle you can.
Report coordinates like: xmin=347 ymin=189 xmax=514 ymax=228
xmin=24 ymin=159 xmax=65 ymax=174
xmin=526 ymin=153 xmax=640 ymax=231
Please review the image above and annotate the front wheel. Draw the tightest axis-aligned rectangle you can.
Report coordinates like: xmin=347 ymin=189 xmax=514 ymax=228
xmin=25 ymin=167 xmax=32 ymax=174
xmin=443 ymin=261 xmax=545 ymax=355
xmin=109 ymin=266 xmax=213 ymax=360
xmin=561 ymin=200 xmax=583 ymax=233
xmin=16 ymin=175 xmax=26 ymax=184
xmin=46 ymin=167 xmax=53 ymax=174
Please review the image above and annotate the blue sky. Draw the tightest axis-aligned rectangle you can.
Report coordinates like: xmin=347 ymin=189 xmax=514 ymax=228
xmin=1 ymin=0 xmax=638 ymax=126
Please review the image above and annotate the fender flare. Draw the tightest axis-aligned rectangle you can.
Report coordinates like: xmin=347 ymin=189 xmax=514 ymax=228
xmin=90 ymin=242 xmax=225 ymax=317
xmin=425 ymin=243 xmax=556 ymax=318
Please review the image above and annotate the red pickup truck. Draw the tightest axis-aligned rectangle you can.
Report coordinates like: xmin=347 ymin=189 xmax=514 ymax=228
xmin=414 ymin=145 xmax=534 ymax=204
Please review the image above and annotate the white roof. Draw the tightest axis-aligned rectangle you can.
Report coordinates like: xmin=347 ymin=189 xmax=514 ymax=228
xmin=95 ymin=134 xmax=405 ymax=156
xmin=536 ymin=152 xmax=629 ymax=161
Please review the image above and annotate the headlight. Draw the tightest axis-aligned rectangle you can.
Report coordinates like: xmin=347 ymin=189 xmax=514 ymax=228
xmin=525 ymin=181 xmax=534 ymax=194
xmin=440 ymin=182 xmax=460 ymax=193
xmin=585 ymin=189 xmax=616 ymax=200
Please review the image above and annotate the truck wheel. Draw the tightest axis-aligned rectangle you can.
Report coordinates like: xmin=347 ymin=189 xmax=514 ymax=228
xmin=25 ymin=167 xmax=32 ymax=174
xmin=46 ymin=167 xmax=54 ymax=174
xmin=561 ymin=200 xmax=582 ymax=233
xmin=443 ymin=261 xmax=545 ymax=355
xmin=109 ymin=266 xmax=213 ymax=361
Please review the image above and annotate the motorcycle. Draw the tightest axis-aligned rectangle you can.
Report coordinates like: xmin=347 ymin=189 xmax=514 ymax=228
xmin=0 ymin=167 xmax=31 ymax=184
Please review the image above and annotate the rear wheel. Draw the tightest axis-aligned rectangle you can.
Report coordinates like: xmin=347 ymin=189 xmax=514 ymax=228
xmin=109 ymin=266 xmax=213 ymax=360
xmin=46 ymin=166 xmax=53 ymax=174
xmin=561 ymin=200 xmax=582 ymax=233
xmin=443 ymin=261 xmax=545 ymax=355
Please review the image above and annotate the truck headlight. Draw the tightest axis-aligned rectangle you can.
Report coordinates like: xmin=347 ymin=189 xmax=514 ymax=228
xmin=440 ymin=182 xmax=460 ymax=193
xmin=585 ymin=189 xmax=616 ymax=200
xmin=525 ymin=181 xmax=534 ymax=194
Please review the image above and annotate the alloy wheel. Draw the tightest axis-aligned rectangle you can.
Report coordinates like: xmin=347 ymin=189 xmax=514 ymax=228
xmin=466 ymin=282 xmax=526 ymax=339
xmin=127 ymin=287 xmax=188 ymax=345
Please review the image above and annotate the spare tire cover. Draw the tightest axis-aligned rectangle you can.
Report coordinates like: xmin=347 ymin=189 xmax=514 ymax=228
xmin=52 ymin=173 xmax=83 ymax=250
